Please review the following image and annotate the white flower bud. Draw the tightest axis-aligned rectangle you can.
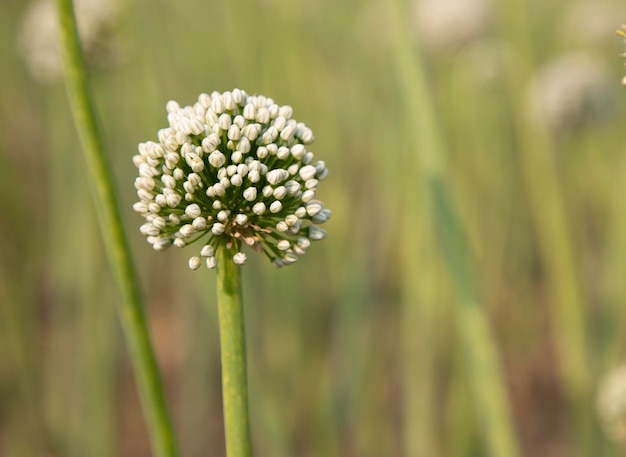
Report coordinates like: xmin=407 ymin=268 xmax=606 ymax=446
xmin=217 ymin=210 xmax=229 ymax=222
xmin=211 ymin=223 xmax=225 ymax=235
xmin=237 ymin=137 xmax=251 ymax=154
xmin=243 ymin=103 xmax=256 ymax=120
xmin=211 ymin=97 xmax=224 ymax=114
xmin=173 ymin=238 xmax=186 ymax=248
xmin=233 ymin=252 xmax=247 ymax=265
xmin=270 ymin=201 xmax=283 ymax=213
xmin=308 ymin=226 xmax=327 ymax=240
xmin=276 ymin=221 xmax=288 ymax=232
xmin=243 ymin=187 xmax=258 ymax=201
xmin=285 ymin=214 xmax=299 ymax=226
xmin=257 ymin=146 xmax=268 ymax=159
xmin=133 ymin=202 xmax=148 ymax=213
xmin=205 ymin=110 xmax=218 ymax=126
xmin=201 ymin=245 xmax=214 ymax=257
xmin=192 ymin=217 xmax=207 ymax=230
xmin=185 ymin=203 xmax=202 ymax=218
xmin=278 ymin=105 xmax=293 ymax=118
xmin=284 ymin=180 xmax=301 ymax=194
xmin=277 ymin=240 xmax=291 ymax=251
xmin=262 ymin=127 xmax=278 ymax=144
xmin=267 ymin=169 xmax=289 ymax=185
xmin=300 ymin=128 xmax=314 ymax=144
xmin=295 ymin=206 xmax=307 ymax=218
xmin=213 ymin=183 xmax=226 ymax=196
xmin=181 ymin=224 xmax=197 ymax=237
xmin=162 ymin=175 xmax=177 ymax=189
xmin=232 ymin=88 xmax=245 ymax=104
xmin=189 ymin=256 xmax=201 ymax=270
xmin=183 ymin=181 xmax=195 ymax=194
xmin=218 ymin=113 xmax=232 ymax=131
xmin=291 ymin=144 xmax=305 ymax=159
xmin=299 ymin=165 xmax=317 ymax=181
xmin=209 ymin=151 xmax=226 ymax=168
xmin=231 ymin=174 xmax=243 ymax=187
xmin=140 ymin=223 xmax=160 ymax=236
xmin=152 ymin=217 xmax=167 ymax=229
xmin=228 ymin=124 xmax=241 ymax=141
xmin=297 ymin=237 xmax=311 ymax=249
xmin=166 ymin=193 xmax=182 ymax=208
xmin=206 ymin=256 xmax=217 ymax=268
xmin=223 ymin=91 xmax=235 ymax=110
xmin=283 ymin=253 xmax=298 ymax=264
xmin=305 ymin=179 xmax=318 ymax=189
xmin=277 ymin=147 xmax=290 ymax=160
xmin=273 ymin=186 xmax=287 ymax=200
xmin=236 ymin=214 xmax=248 ymax=225
xmin=237 ymin=164 xmax=249 ymax=176
xmin=256 ymin=107 xmax=270 ymax=124
xmin=252 ymin=202 xmax=266 ymax=215
xmin=173 ymin=168 xmax=185 ymax=180
xmin=248 ymin=170 xmax=261 ymax=183
xmin=301 ymin=190 xmax=315 ymax=203
xmin=280 ymin=124 xmax=295 ymax=141
xmin=231 ymin=151 xmax=243 ymax=164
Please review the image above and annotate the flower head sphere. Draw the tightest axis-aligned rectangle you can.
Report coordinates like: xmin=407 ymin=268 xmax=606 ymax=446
xmin=132 ymin=89 xmax=330 ymax=269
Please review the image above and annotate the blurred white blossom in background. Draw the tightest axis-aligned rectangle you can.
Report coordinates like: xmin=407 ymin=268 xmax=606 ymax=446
xmin=597 ymin=364 xmax=626 ymax=442
xmin=18 ymin=0 xmax=121 ymax=82
xmin=527 ymin=53 xmax=613 ymax=132
xmin=412 ymin=0 xmax=492 ymax=52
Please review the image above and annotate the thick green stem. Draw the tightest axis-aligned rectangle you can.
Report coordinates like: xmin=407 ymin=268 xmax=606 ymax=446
xmin=216 ymin=245 xmax=253 ymax=457
xmin=53 ymin=1 xmax=177 ymax=457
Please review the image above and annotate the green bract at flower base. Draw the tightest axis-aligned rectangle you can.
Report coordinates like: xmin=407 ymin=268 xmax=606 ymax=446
xmin=133 ymin=89 xmax=330 ymax=269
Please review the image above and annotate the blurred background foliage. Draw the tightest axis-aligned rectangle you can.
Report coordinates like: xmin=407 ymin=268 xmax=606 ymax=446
xmin=1 ymin=0 xmax=626 ymax=456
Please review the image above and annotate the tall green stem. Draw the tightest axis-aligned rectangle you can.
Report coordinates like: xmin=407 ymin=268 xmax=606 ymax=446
xmin=53 ymin=1 xmax=177 ymax=456
xmin=216 ymin=245 xmax=253 ymax=457
xmin=389 ymin=1 xmax=521 ymax=456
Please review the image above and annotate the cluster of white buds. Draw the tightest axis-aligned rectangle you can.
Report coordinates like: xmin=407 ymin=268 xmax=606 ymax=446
xmin=597 ymin=364 xmax=626 ymax=441
xmin=132 ymin=89 xmax=330 ymax=269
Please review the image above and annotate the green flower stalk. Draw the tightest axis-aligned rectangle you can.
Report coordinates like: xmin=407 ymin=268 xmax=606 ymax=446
xmin=54 ymin=0 xmax=177 ymax=456
xmin=133 ymin=90 xmax=330 ymax=456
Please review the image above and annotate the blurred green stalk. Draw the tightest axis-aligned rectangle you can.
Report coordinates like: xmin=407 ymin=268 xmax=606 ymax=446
xmin=390 ymin=2 xmax=520 ymax=457
xmin=53 ymin=1 xmax=178 ymax=456
xmin=216 ymin=244 xmax=253 ymax=457
xmin=495 ymin=1 xmax=592 ymax=450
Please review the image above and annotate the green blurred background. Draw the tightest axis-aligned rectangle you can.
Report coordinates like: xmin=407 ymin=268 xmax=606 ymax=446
xmin=2 ymin=0 xmax=626 ymax=456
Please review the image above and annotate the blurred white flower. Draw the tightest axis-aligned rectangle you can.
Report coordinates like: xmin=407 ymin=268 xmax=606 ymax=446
xmin=562 ymin=0 xmax=624 ymax=48
xmin=597 ymin=364 xmax=626 ymax=441
xmin=18 ymin=0 xmax=121 ymax=82
xmin=527 ymin=53 xmax=613 ymax=132
xmin=412 ymin=0 xmax=492 ymax=51
xmin=133 ymin=89 xmax=330 ymax=269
